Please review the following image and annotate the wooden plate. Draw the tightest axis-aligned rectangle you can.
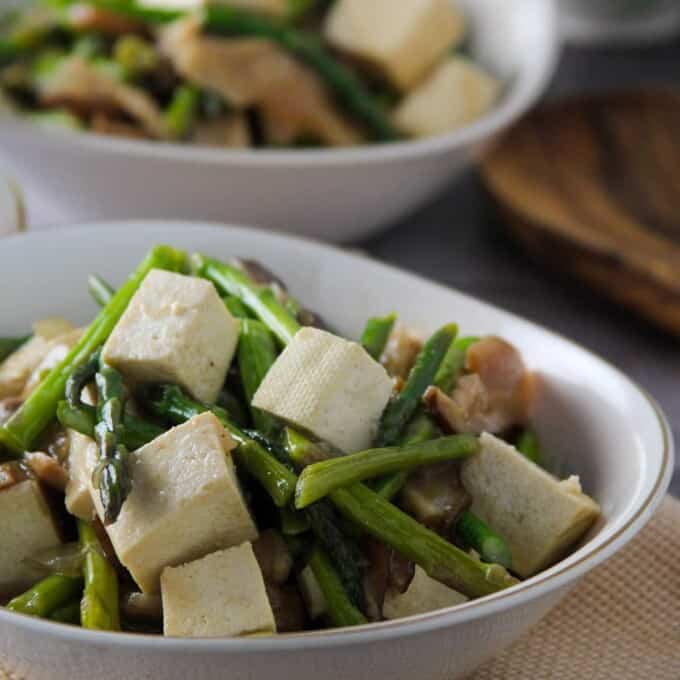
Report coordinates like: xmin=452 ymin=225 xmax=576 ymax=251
xmin=482 ymin=90 xmax=680 ymax=336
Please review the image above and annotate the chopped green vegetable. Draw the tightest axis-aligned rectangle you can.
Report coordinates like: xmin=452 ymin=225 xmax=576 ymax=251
xmin=164 ymin=85 xmax=200 ymax=141
xmin=360 ymin=313 xmax=396 ymax=361
xmin=516 ymin=428 xmax=542 ymax=466
xmin=456 ymin=510 xmax=512 ymax=570
xmin=296 ymin=434 xmax=480 ymax=508
xmin=88 ymin=274 xmax=115 ymax=307
xmin=113 ymin=34 xmax=158 ymax=79
xmin=7 ymin=575 xmax=83 ymax=619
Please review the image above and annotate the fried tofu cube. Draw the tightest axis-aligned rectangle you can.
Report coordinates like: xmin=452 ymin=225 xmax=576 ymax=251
xmin=324 ymin=0 xmax=466 ymax=91
xmin=161 ymin=543 xmax=276 ymax=637
xmin=252 ymin=328 xmax=393 ymax=453
xmin=394 ymin=57 xmax=500 ymax=138
xmin=383 ymin=566 xmax=468 ymax=620
xmin=100 ymin=413 xmax=258 ymax=593
xmin=0 ymin=480 xmax=62 ymax=597
xmin=102 ymin=270 xmax=238 ymax=404
xmin=461 ymin=433 xmax=601 ymax=578
xmin=64 ymin=430 xmax=99 ymax=521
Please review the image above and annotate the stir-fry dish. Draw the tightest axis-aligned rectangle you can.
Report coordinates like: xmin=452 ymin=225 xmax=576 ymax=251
xmin=0 ymin=0 xmax=501 ymax=147
xmin=0 ymin=246 xmax=600 ymax=637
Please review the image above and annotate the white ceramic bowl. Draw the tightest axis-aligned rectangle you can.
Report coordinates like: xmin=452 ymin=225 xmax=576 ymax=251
xmin=0 ymin=222 xmax=673 ymax=680
xmin=0 ymin=0 xmax=559 ymax=241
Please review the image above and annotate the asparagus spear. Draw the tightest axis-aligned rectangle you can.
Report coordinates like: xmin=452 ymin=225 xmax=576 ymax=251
xmin=164 ymin=85 xmax=200 ymax=141
xmin=0 ymin=336 xmax=29 ymax=363
xmin=283 ymin=427 xmax=333 ymax=467
xmin=455 ymin=511 xmax=512 ymax=570
xmin=360 ymin=313 xmax=396 ymax=361
xmin=65 ymin=348 xmax=101 ymax=409
xmin=376 ymin=324 xmax=458 ymax=447
xmin=78 ymin=520 xmax=120 ymax=631
xmin=193 ymin=255 xmax=301 ymax=346
xmin=7 ymin=575 xmax=83 ymax=619
xmin=224 ymin=296 xmax=252 ymax=319
xmin=57 ymin=401 xmax=164 ymax=451
xmin=0 ymin=245 xmax=187 ymax=455
xmin=237 ymin=319 xmax=279 ymax=435
xmin=433 ymin=336 xmax=480 ymax=394
xmin=330 ymin=483 xmax=517 ymax=599
xmin=296 ymin=435 xmax=479 ymax=508
xmin=202 ymin=6 xmax=401 ymax=142
xmin=308 ymin=547 xmax=367 ymax=628
xmin=48 ymin=600 xmax=81 ymax=625
xmin=145 ymin=384 xmax=297 ymax=508
xmin=87 ymin=275 xmax=115 ymax=308
xmin=516 ymin=428 xmax=542 ymax=466
xmin=93 ymin=364 xmax=131 ymax=525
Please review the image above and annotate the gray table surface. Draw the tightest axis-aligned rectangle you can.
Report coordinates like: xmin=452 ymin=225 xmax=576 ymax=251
xmin=361 ymin=43 xmax=680 ymax=498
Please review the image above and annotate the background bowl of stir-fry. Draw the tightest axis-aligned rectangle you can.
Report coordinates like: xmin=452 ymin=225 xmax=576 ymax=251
xmin=0 ymin=222 xmax=672 ymax=680
xmin=0 ymin=0 xmax=559 ymax=240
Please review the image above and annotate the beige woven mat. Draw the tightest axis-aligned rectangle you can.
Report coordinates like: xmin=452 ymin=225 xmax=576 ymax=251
xmin=2 ymin=497 xmax=679 ymax=680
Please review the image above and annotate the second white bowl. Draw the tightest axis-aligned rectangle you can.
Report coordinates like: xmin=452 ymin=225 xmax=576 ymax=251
xmin=0 ymin=0 xmax=559 ymax=241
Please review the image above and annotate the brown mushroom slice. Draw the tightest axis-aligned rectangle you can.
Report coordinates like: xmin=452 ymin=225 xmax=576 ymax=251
xmin=252 ymin=529 xmax=294 ymax=585
xmin=24 ymin=452 xmax=68 ymax=492
xmin=426 ymin=336 xmax=533 ymax=434
xmin=39 ymin=57 xmax=166 ymax=139
xmin=400 ymin=462 xmax=471 ymax=534
xmin=381 ymin=326 xmax=423 ymax=380
xmin=160 ymin=18 xmax=360 ymax=147
xmin=90 ymin=113 xmax=151 ymax=139
xmin=265 ymin=582 xmax=307 ymax=632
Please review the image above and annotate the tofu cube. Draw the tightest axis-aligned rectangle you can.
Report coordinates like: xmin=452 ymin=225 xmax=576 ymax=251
xmin=64 ymin=430 xmax=99 ymax=521
xmin=394 ymin=57 xmax=500 ymax=138
xmin=102 ymin=270 xmax=238 ymax=404
xmin=252 ymin=328 xmax=393 ymax=453
xmin=383 ymin=566 xmax=468 ymax=620
xmin=461 ymin=433 xmax=601 ymax=578
xmin=0 ymin=480 xmax=62 ymax=597
xmin=101 ymin=413 xmax=258 ymax=593
xmin=324 ymin=0 xmax=466 ymax=91
xmin=161 ymin=543 xmax=276 ymax=637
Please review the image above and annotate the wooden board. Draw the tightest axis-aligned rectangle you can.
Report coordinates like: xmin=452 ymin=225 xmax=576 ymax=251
xmin=481 ymin=90 xmax=680 ymax=336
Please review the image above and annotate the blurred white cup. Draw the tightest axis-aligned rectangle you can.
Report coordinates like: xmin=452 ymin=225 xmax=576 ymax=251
xmin=560 ymin=0 xmax=680 ymax=44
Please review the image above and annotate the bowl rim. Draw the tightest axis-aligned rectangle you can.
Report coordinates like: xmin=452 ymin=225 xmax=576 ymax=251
xmin=0 ymin=220 xmax=673 ymax=652
xmin=0 ymin=0 xmax=561 ymax=168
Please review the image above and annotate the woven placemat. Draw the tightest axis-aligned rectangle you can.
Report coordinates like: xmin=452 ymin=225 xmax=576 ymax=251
xmin=2 ymin=497 xmax=679 ymax=680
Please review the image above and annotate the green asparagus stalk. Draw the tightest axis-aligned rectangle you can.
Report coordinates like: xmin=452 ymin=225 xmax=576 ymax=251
xmin=65 ymin=348 xmax=101 ymax=409
xmin=202 ymin=6 xmax=401 ymax=142
xmin=237 ymin=318 xmax=279 ymax=435
xmin=433 ymin=336 xmax=479 ymax=394
xmin=164 ymin=85 xmax=200 ymax=140
xmin=57 ymin=0 xmax=185 ymax=25
xmin=455 ymin=511 xmax=512 ymax=570
xmin=93 ymin=364 xmax=131 ymax=525
xmin=87 ymin=275 xmax=115 ymax=308
xmin=296 ymin=435 xmax=479 ymax=508
xmin=113 ymin=35 xmax=158 ymax=79
xmin=7 ymin=575 xmax=83 ymax=619
xmin=0 ymin=245 xmax=187 ymax=455
xmin=516 ymin=428 xmax=542 ymax=466
xmin=283 ymin=427 xmax=333 ymax=467
xmin=224 ymin=296 xmax=252 ymax=319
xmin=308 ymin=547 xmax=367 ymax=628
xmin=78 ymin=520 xmax=120 ymax=631
xmin=375 ymin=324 xmax=458 ymax=447
xmin=57 ymin=401 xmax=164 ymax=451
xmin=0 ymin=336 xmax=29 ymax=363
xmin=145 ymin=384 xmax=297 ymax=507
xmin=360 ymin=313 xmax=397 ymax=361
xmin=330 ymin=483 xmax=517 ymax=599
xmin=49 ymin=600 xmax=81 ymax=625
xmin=193 ymin=255 xmax=301 ymax=346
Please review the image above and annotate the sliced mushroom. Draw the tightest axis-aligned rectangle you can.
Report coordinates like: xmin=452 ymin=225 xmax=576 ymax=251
xmin=425 ymin=336 xmax=533 ymax=435
xmin=252 ymin=529 xmax=294 ymax=585
xmin=381 ymin=326 xmax=423 ymax=380
xmin=192 ymin=116 xmax=250 ymax=147
xmin=24 ymin=452 xmax=68 ymax=492
xmin=90 ymin=112 xmax=150 ymax=139
xmin=160 ymin=18 xmax=360 ymax=147
xmin=0 ymin=461 xmax=30 ymax=491
xmin=400 ymin=462 xmax=471 ymax=534
xmin=265 ymin=582 xmax=307 ymax=633
xmin=39 ymin=57 xmax=166 ymax=139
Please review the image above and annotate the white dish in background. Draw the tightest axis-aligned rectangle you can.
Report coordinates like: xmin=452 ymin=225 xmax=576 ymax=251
xmin=0 ymin=221 xmax=672 ymax=680
xmin=0 ymin=0 xmax=559 ymax=241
